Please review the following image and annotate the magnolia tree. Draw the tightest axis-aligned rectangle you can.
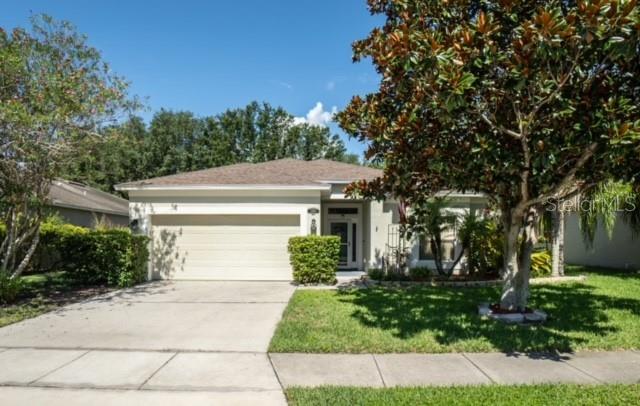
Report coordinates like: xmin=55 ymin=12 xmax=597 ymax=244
xmin=0 ymin=15 xmax=136 ymax=282
xmin=338 ymin=0 xmax=640 ymax=311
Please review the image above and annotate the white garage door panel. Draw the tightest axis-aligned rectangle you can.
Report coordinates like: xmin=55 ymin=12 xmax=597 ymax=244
xmin=151 ymin=214 xmax=300 ymax=280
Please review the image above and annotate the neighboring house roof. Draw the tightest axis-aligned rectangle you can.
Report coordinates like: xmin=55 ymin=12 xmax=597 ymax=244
xmin=48 ymin=179 xmax=129 ymax=216
xmin=115 ymin=159 xmax=383 ymax=190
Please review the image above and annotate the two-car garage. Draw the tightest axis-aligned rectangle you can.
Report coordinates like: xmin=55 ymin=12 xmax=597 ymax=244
xmin=150 ymin=214 xmax=300 ymax=281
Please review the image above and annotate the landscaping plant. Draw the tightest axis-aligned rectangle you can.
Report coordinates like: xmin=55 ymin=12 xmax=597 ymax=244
xmin=288 ymin=236 xmax=341 ymax=284
xmin=458 ymin=211 xmax=503 ymax=277
xmin=405 ymin=197 xmax=464 ymax=277
xmin=338 ymin=0 xmax=640 ymax=311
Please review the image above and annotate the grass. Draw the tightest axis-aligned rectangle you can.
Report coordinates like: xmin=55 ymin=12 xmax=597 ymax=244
xmin=285 ymin=385 xmax=640 ymax=406
xmin=0 ymin=271 xmax=110 ymax=328
xmin=269 ymin=266 xmax=640 ymax=353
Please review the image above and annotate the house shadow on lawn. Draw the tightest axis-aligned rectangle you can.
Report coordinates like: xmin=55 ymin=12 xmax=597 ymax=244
xmin=338 ymin=268 xmax=640 ymax=353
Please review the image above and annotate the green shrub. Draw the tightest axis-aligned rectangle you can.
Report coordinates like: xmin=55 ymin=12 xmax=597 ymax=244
xmin=0 ymin=273 xmax=24 ymax=304
xmin=409 ymin=266 xmax=432 ymax=280
xmin=367 ymin=268 xmax=385 ymax=281
xmin=2 ymin=221 xmax=149 ymax=289
xmin=459 ymin=212 xmax=503 ymax=276
xmin=61 ymin=228 xmax=149 ymax=287
xmin=531 ymin=250 xmax=552 ymax=278
xmin=288 ymin=236 xmax=340 ymax=284
xmin=367 ymin=267 xmax=411 ymax=282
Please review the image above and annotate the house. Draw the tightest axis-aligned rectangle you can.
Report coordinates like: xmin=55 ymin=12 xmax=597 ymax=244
xmin=115 ymin=159 xmax=486 ymax=281
xmin=565 ymin=212 xmax=640 ymax=270
xmin=48 ymin=179 xmax=129 ymax=228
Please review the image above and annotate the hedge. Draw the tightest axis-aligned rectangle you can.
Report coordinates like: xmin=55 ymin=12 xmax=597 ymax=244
xmin=1 ymin=222 xmax=149 ymax=288
xmin=288 ymin=235 xmax=340 ymax=284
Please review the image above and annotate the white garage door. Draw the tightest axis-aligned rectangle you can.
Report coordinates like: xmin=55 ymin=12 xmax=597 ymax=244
xmin=151 ymin=214 xmax=300 ymax=280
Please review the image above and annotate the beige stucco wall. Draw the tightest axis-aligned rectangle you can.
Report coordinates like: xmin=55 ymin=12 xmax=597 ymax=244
xmin=564 ymin=212 xmax=640 ymax=270
xmin=129 ymin=189 xmax=322 ymax=236
xmin=366 ymin=200 xmax=400 ymax=269
xmin=364 ymin=197 xmax=488 ymax=271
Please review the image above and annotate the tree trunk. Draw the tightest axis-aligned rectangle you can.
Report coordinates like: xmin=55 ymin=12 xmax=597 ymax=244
xmin=551 ymin=209 xmax=561 ymax=277
xmin=558 ymin=210 xmax=565 ymax=276
xmin=11 ymin=230 xmax=40 ymax=279
xmin=500 ymin=209 xmax=524 ymax=310
xmin=550 ymin=208 xmax=566 ymax=277
xmin=500 ymin=207 xmax=537 ymax=311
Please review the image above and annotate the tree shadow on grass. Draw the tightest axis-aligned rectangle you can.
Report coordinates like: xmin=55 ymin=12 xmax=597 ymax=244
xmin=338 ymin=270 xmax=640 ymax=353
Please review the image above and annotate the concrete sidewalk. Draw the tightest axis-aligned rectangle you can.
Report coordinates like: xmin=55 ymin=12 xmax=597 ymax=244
xmin=0 ymin=347 xmax=285 ymax=405
xmin=269 ymin=350 xmax=640 ymax=387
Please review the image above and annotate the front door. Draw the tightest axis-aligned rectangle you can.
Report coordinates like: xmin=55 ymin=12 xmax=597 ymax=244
xmin=329 ymin=220 xmax=357 ymax=268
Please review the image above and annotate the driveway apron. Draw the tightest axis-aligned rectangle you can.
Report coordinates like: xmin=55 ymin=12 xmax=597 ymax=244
xmin=0 ymin=281 xmax=295 ymax=405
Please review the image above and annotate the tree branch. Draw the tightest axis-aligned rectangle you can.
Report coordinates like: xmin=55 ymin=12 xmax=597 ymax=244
xmin=528 ymin=51 xmax=581 ymax=122
xmin=523 ymin=142 xmax=599 ymax=208
xmin=480 ymin=113 xmax=523 ymax=139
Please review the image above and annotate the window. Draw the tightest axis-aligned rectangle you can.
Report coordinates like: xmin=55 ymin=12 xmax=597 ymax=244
xmin=419 ymin=238 xmax=457 ymax=261
xmin=352 ymin=223 xmax=357 ymax=262
xmin=328 ymin=207 xmax=358 ymax=215
xmin=418 ymin=221 xmax=457 ymax=261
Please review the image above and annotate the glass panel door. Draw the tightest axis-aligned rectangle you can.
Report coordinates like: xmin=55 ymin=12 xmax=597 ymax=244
xmin=330 ymin=222 xmax=349 ymax=266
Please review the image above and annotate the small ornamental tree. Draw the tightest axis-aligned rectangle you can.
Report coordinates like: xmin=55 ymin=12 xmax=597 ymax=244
xmin=0 ymin=15 xmax=137 ymax=281
xmin=338 ymin=1 xmax=640 ymax=311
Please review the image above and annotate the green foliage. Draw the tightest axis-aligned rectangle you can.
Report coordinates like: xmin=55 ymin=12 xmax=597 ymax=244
xmin=531 ymin=251 xmax=553 ymax=278
xmin=34 ymin=222 xmax=148 ymax=288
xmin=0 ymin=14 xmax=137 ymax=278
xmin=270 ymin=267 xmax=640 ymax=354
xmin=288 ymin=236 xmax=340 ymax=284
xmin=406 ymin=197 xmax=463 ymax=277
xmin=367 ymin=267 xmax=411 ymax=282
xmin=286 ymin=385 xmax=640 ymax=406
xmin=0 ymin=273 xmax=24 ymax=304
xmin=338 ymin=0 xmax=640 ymax=308
xmin=579 ymin=181 xmax=639 ymax=247
xmin=408 ymin=266 xmax=432 ymax=280
xmin=367 ymin=268 xmax=385 ymax=281
xmin=459 ymin=212 xmax=503 ymax=276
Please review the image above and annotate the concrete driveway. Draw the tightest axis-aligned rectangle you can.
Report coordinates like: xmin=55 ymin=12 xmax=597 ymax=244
xmin=0 ymin=281 xmax=295 ymax=405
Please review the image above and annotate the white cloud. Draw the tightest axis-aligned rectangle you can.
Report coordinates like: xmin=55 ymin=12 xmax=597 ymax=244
xmin=294 ymin=102 xmax=337 ymax=127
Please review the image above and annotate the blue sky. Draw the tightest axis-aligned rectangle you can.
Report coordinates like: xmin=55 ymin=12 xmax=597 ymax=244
xmin=1 ymin=1 xmax=384 ymax=157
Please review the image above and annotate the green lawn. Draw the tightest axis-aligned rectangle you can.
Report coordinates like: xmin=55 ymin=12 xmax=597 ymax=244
xmin=286 ymin=385 xmax=640 ymax=406
xmin=0 ymin=271 xmax=109 ymax=328
xmin=270 ymin=266 xmax=640 ymax=353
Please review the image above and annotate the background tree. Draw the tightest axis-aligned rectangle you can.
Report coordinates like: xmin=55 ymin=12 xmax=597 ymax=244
xmin=338 ymin=0 xmax=640 ymax=311
xmin=61 ymin=116 xmax=146 ymax=190
xmin=142 ymin=110 xmax=202 ymax=177
xmin=61 ymin=102 xmax=359 ymax=192
xmin=0 ymin=15 xmax=136 ymax=281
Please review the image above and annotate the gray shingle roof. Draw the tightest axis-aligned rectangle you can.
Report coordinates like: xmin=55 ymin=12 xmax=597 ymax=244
xmin=116 ymin=159 xmax=382 ymax=189
xmin=49 ymin=179 xmax=129 ymax=216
